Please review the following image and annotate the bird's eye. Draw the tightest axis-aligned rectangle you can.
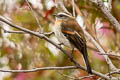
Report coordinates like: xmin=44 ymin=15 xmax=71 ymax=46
xmin=59 ymin=15 xmax=64 ymax=17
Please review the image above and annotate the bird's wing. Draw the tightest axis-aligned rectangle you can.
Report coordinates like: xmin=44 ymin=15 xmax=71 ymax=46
xmin=61 ymin=19 xmax=86 ymax=53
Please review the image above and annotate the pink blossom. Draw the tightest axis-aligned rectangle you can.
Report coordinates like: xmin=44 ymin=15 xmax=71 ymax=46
xmin=92 ymin=51 xmax=105 ymax=61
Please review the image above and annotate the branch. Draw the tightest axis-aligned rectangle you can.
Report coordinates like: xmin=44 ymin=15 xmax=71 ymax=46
xmin=56 ymin=0 xmax=72 ymax=15
xmin=84 ymin=31 xmax=117 ymax=71
xmin=57 ymin=71 xmax=76 ymax=80
xmin=88 ymin=0 xmax=120 ymax=33
xmin=98 ymin=51 xmax=120 ymax=57
xmin=72 ymin=0 xmax=75 ymax=17
xmin=25 ymin=0 xmax=42 ymax=32
xmin=0 ymin=25 xmax=54 ymax=36
xmin=57 ymin=71 xmax=95 ymax=80
xmin=107 ymin=69 xmax=120 ymax=75
xmin=3 ymin=30 xmax=26 ymax=34
xmin=43 ymin=32 xmax=54 ymax=37
xmin=0 ymin=66 xmax=77 ymax=73
xmin=32 ymin=7 xmax=55 ymax=23
xmin=97 ymin=69 xmax=120 ymax=80
xmin=108 ymin=0 xmax=112 ymax=12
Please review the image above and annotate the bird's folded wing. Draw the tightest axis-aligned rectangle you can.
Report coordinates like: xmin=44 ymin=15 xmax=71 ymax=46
xmin=62 ymin=29 xmax=86 ymax=51
xmin=61 ymin=18 xmax=86 ymax=52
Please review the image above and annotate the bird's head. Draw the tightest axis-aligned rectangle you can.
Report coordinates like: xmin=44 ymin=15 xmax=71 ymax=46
xmin=53 ymin=12 xmax=74 ymax=21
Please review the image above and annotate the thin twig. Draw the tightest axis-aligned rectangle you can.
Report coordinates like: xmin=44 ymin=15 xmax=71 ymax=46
xmin=89 ymin=0 xmax=120 ymax=33
xmin=43 ymin=32 xmax=54 ymax=37
xmin=0 ymin=66 xmax=77 ymax=73
xmin=0 ymin=26 xmax=25 ymax=34
xmin=25 ymin=0 xmax=42 ymax=32
xmin=58 ymin=71 xmax=95 ymax=80
xmin=57 ymin=71 xmax=75 ymax=80
xmin=56 ymin=0 xmax=72 ymax=15
xmin=84 ymin=31 xmax=117 ymax=71
xmin=4 ymin=30 xmax=25 ymax=34
xmin=108 ymin=0 xmax=112 ymax=11
xmin=1 ymin=25 xmax=53 ymax=36
xmin=33 ymin=8 xmax=55 ymax=23
xmin=98 ymin=69 xmax=120 ymax=80
xmin=98 ymin=52 xmax=120 ymax=57
xmin=78 ymin=75 xmax=95 ymax=80
xmin=106 ymin=69 xmax=120 ymax=75
xmin=72 ymin=0 xmax=75 ymax=17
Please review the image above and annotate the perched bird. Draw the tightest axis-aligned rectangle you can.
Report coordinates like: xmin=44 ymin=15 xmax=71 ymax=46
xmin=53 ymin=12 xmax=92 ymax=74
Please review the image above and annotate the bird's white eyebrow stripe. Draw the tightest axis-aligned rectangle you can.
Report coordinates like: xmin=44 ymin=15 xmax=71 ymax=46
xmin=57 ymin=12 xmax=74 ymax=18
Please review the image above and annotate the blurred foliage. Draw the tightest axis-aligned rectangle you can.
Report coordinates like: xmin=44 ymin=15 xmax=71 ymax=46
xmin=0 ymin=0 xmax=120 ymax=80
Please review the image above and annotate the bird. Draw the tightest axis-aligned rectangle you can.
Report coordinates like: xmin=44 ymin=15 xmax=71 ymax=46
xmin=53 ymin=12 xmax=92 ymax=74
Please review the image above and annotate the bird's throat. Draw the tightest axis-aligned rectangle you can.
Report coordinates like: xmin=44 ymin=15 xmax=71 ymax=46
xmin=54 ymin=25 xmax=73 ymax=48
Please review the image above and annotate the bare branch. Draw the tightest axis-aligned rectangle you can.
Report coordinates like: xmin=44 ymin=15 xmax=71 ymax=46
xmin=72 ymin=0 xmax=75 ymax=17
xmin=56 ymin=0 xmax=72 ymax=15
xmin=88 ymin=0 xmax=120 ymax=33
xmin=84 ymin=29 xmax=117 ymax=71
xmin=25 ymin=0 xmax=42 ymax=32
xmin=43 ymin=32 xmax=54 ymax=37
xmin=0 ymin=66 xmax=77 ymax=73
xmin=0 ymin=25 xmax=54 ymax=36
xmin=57 ymin=71 xmax=76 ymax=80
xmin=108 ymin=0 xmax=112 ymax=11
xmin=4 ymin=30 xmax=25 ymax=34
xmin=57 ymin=71 xmax=95 ymax=80
xmin=98 ymin=52 xmax=120 ymax=57
xmin=78 ymin=75 xmax=95 ymax=80
xmin=98 ymin=69 xmax=120 ymax=80
xmin=107 ymin=69 xmax=120 ymax=75
xmin=0 ymin=27 xmax=25 ymax=34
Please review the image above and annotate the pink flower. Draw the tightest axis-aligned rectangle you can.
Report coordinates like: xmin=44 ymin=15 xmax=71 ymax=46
xmin=14 ymin=73 xmax=31 ymax=80
xmin=92 ymin=51 xmax=105 ymax=61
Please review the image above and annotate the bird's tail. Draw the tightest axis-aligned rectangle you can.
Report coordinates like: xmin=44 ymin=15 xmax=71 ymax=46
xmin=75 ymin=43 xmax=92 ymax=74
xmin=82 ymin=51 xmax=92 ymax=74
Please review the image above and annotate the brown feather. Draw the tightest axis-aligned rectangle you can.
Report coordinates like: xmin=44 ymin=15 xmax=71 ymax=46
xmin=62 ymin=30 xmax=75 ymax=35
xmin=61 ymin=18 xmax=92 ymax=74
